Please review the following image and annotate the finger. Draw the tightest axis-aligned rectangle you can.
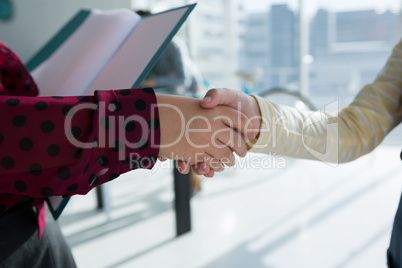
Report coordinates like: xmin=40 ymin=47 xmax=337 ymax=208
xmin=207 ymin=140 xmax=236 ymax=167
xmin=201 ymin=88 xmax=239 ymax=109
xmin=191 ymin=165 xmax=203 ymax=175
xmin=204 ymin=170 xmax=215 ymax=178
xmin=192 ymin=162 xmax=210 ymax=175
xmin=218 ymin=107 xmax=257 ymax=142
xmin=216 ymin=129 xmax=248 ymax=158
xmin=191 ymin=153 xmax=225 ymax=172
xmin=199 ymin=162 xmax=212 ymax=173
xmin=176 ymin=160 xmax=190 ymax=174
xmin=203 ymin=153 xmax=225 ymax=171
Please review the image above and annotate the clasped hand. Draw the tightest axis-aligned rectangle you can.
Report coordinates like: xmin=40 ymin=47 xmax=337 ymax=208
xmin=156 ymin=94 xmax=257 ymax=171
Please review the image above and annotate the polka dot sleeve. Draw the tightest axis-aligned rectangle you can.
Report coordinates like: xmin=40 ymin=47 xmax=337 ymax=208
xmin=0 ymin=88 xmax=160 ymax=198
xmin=0 ymin=41 xmax=39 ymax=97
xmin=0 ymin=41 xmax=160 ymax=233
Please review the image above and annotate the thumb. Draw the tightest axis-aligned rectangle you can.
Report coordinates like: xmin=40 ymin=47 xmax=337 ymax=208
xmin=201 ymin=88 xmax=238 ymax=109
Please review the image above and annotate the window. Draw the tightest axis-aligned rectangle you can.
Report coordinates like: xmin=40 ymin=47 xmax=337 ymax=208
xmin=133 ymin=0 xmax=401 ymax=122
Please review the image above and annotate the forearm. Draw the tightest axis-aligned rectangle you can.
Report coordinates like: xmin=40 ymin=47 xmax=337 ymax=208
xmin=249 ymin=97 xmax=340 ymax=162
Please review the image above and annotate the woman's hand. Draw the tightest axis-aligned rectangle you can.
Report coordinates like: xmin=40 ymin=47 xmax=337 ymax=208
xmin=156 ymin=94 xmax=256 ymax=168
xmin=176 ymin=88 xmax=262 ymax=177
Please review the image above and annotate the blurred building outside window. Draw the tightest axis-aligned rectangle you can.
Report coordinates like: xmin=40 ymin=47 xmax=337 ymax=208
xmin=131 ymin=0 xmax=402 ymax=142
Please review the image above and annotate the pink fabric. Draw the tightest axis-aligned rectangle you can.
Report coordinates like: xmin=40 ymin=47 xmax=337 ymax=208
xmin=33 ymin=198 xmax=46 ymax=239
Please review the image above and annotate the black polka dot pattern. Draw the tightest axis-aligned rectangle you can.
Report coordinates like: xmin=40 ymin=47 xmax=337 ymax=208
xmin=41 ymin=121 xmax=55 ymax=133
xmin=6 ymin=98 xmax=20 ymax=106
xmin=88 ymin=174 xmax=99 ymax=186
xmin=57 ymin=167 xmax=70 ymax=180
xmin=62 ymin=105 xmax=74 ymax=116
xmin=141 ymin=159 xmax=150 ymax=168
xmin=12 ymin=115 xmax=27 ymax=127
xmin=135 ymin=99 xmax=146 ymax=111
xmin=119 ymin=89 xmax=131 ymax=96
xmin=125 ymin=120 xmax=136 ymax=132
xmin=1 ymin=157 xmax=15 ymax=170
xmin=19 ymin=138 xmax=33 ymax=151
xmin=70 ymin=127 xmax=81 ymax=138
xmin=34 ymin=101 xmax=48 ymax=111
xmin=137 ymin=140 xmax=148 ymax=150
xmin=131 ymin=159 xmax=140 ymax=170
xmin=97 ymin=156 xmax=109 ymax=166
xmin=83 ymin=163 xmax=89 ymax=174
xmin=77 ymin=96 xmax=90 ymax=102
xmin=16 ymin=70 xmax=24 ymax=78
xmin=29 ymin=163 xmax=43 ymax=176
xmin=88 ymin=110 xmax=95 ymax=121
xmin=67 ymin=183 xmax=78 ymax=192
xmin=74 ymin=148 xmax=83 ymax=159
xmin=109 ymin=100 xmax=122 ymax=112
xmin=14 ymin=180 xmax=27 ymax=193
xmin=109 ymin=173 xmax=119 ymax=180
xmin=47 ymin=144 xmax=60 ymax=157
xmin=41 ymin=187 xmax=54 ymax=196
xmin=143 ymin=88 xmax=153 ymax=94
xmin=100 ymin=117 xmax=110 ymax=130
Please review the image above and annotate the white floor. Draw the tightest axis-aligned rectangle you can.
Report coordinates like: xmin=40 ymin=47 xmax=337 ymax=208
xmin=59 ymin=144 xmax=402 ymax=268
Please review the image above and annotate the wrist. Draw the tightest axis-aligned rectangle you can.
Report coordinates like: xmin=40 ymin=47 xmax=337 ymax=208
xmin=248 ymin=95 xmax=262 ymax=132
xmin=156 ymin=94 xmax=195 ymax=158
xmin=156 ymin=94 xmax=178 ymax=158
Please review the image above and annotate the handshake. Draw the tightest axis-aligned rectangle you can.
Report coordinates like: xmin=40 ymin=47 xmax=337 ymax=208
xmin=157 ymin=88 xmax=262 ymax=177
